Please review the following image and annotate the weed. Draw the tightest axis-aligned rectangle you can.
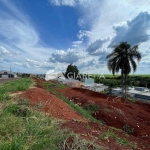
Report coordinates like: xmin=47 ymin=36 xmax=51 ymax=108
xmin=4 ymin=104 xmax=31 ymax=117
xmin=99 ymin=130 xmax=137 ymax=149
xmin=123 ymin=124 xmax=135 ymax=134
xmin=110 ymin=127 xmax=124 ymax=133
xmin=104 ymin=108 xmax=113 ymax=112
xmin=128 ymin=98 xmax=135 ymax=103
xmin=83 ymin=104 xmax=100 ymax=114
xmin=0 ymin=93 xmax=10 ymax=101
xmin=34 ymin=101 xmax=45 ymax=109
xmin=64 ymin=135 xmax=102 ymax=150
xmin=17 ymin=98 xmax=30 ymax=106
xmin=72 ymin=119 xmax=82 ymax=123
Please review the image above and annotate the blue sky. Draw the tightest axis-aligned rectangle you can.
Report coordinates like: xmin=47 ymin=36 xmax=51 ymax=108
xmin=0 ymin=0 xmax=150 ymax=74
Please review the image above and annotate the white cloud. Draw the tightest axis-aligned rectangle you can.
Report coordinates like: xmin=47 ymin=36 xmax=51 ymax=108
xmin=1 ymin=0 xmax=150 ymax=74
xmin=0 ymin=0 xmax=55 ymax=72
xmin=109 ymin=12 xmax=150 ymax=47
xmin=72 ymin=40 xmax=83 ymax=47
xmin=86 ymin=37 xmax=111 ymax=55
xmin=0 ymin=46 xmax=9 ymax=56
xmin=81 ymin=0 xmax=150 ymax=43
xmin=49 ymin=49 xmax=81 ymax=63
xmin=72 ymin=41 xmax=83 ymax=45
xmin=77 ymin=30 xmax=92 ymax=40
xmin=50 ymin=0 xmax=75 ymax=6
xmin=49 ymin=0 xmax=92 ymax=7
xmin=14 ymin=62 xmax=23 ymax=66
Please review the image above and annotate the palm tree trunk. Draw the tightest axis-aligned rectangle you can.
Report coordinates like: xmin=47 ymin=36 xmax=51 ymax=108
xmin=121 ymin=70 xmax=124 ymax=98
xmin=125 ymin=74 xmax=127 ymax=99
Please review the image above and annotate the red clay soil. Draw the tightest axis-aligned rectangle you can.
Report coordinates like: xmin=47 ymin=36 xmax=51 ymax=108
xmin=21 ymin=87 xmax=87 ymax=122
xmin=58 ymin=87 xmax=150 ymax=148
xmin=62 ymin=121 xmax=145 ymax=150
xmin=23 ymin=78 xmax=150 ymax=149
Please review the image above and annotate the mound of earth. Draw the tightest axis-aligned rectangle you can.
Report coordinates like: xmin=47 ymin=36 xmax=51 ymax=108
xmin=58 ymin=87 xmax=150 ymax=147
xmin=21 ymin=87 xmax=87 ymax=122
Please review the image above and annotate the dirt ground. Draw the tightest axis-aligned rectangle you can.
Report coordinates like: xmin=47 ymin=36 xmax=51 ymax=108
xmin=19 ymin=78 xmax=150 ymax=149
xmin=58 ymin=87 xmax=150 ymax=148
xmin=21 ymin=87 xmax=87 ymax=122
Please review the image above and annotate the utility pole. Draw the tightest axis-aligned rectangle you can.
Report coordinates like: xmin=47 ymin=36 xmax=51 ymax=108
xmin=10 ymin=65 xmax=12 ymax=78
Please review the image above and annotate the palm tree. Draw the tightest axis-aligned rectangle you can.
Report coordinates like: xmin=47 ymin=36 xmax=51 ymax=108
xmin=106 ymin=42 xmax=141 ymax=99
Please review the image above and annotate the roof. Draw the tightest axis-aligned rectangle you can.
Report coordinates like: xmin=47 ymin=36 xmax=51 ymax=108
xmin=128 ymin=89 xmax=150 ymax=96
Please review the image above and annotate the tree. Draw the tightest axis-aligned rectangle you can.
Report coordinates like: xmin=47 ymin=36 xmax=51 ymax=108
xmin=107 ymin=82 xmax=116 ymax=95
xmin=106 ymin=42 xmax=141 ymax=99
xmin=64 ymin=64 xmax=79 ymax=79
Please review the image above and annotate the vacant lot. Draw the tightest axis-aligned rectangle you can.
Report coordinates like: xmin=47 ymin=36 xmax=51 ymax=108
xmin=1 ymin=77 xmax=150 ymax=149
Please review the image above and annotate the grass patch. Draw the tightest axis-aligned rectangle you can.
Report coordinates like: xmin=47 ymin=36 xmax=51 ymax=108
xmin=83 ymin=104 xmax=100 ymax=114
xmin=44 ymin=82 xmax=67 ymax=89
xmin=17 ymin=98 xmax=30 ymax=106
xmin=0 ymin=78 xmax=33 ymax=101
xmin=0 ymin=96 xmax=103 ymax=150
xmin=99 ymin=130 xmax=137 ymax=149
xmin=4 ymin=104 xmax=31 ymax=117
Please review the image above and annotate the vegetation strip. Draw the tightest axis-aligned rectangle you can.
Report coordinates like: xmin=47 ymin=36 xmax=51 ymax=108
xmin=44 ymin=82 xmax=103 ymax=124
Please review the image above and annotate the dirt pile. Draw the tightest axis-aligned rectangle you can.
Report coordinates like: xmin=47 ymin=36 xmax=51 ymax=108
xmin=21 ymin=87 xmax=87 ymax=122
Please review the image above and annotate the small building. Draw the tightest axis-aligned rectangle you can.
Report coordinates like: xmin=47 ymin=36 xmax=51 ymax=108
xmin=128 ymin=87 xmax=150 ymax=101
xmin=112 ymin=86 xmax=150 ymax=101
xmin=0 ymin=70 xmax=17 ymax=78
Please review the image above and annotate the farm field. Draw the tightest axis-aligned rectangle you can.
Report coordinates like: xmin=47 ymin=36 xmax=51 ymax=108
xmin=92 ymin=74 xmax=150 ymax=78
xmin=0 ymin=77 xmax=150 ymax=149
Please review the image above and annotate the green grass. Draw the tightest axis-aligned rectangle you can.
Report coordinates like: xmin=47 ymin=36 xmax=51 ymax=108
xmin=43 ymin=82 xmax=67 ymax=89
xmin=0 ymin=79 xmax=103 ymax=149
xmin=99 ymin=130 xmax=137 ymax=149
xmin=0 ymin=78 xmax=33 ymax=101
xmin=83 ymin=104 xmax=100 ymax=114
xmin=0 ymin=97 xmax=103 ymax=150
xmin=56 ymin=92 xmax=103 ymax=124
xmin=93 ymin=74 xmax=150 ymax=77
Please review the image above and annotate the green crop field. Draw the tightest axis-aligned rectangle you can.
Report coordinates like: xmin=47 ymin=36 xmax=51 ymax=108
xmin=91 ymin=74 xmax=150 ymax=78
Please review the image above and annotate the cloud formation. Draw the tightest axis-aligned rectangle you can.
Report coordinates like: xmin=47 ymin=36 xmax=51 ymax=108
xmin=109 ymin=12 xmax=150 ymax=47
xmin=86 ymin=37 xmax=111 ymax=55
xmin=1 ymin=0 xmax=150 ymax=74
xmin=49 ymin=0 xmax=91 ymax=7
xmin=49 ymin=49 xmax=81 ymax=63
xmin=0 ymin=46 xmax=9 ymax=57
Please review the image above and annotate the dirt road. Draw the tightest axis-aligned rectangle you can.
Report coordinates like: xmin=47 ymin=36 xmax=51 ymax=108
xmin=0 ymin=78 xmax=20 ymax=84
